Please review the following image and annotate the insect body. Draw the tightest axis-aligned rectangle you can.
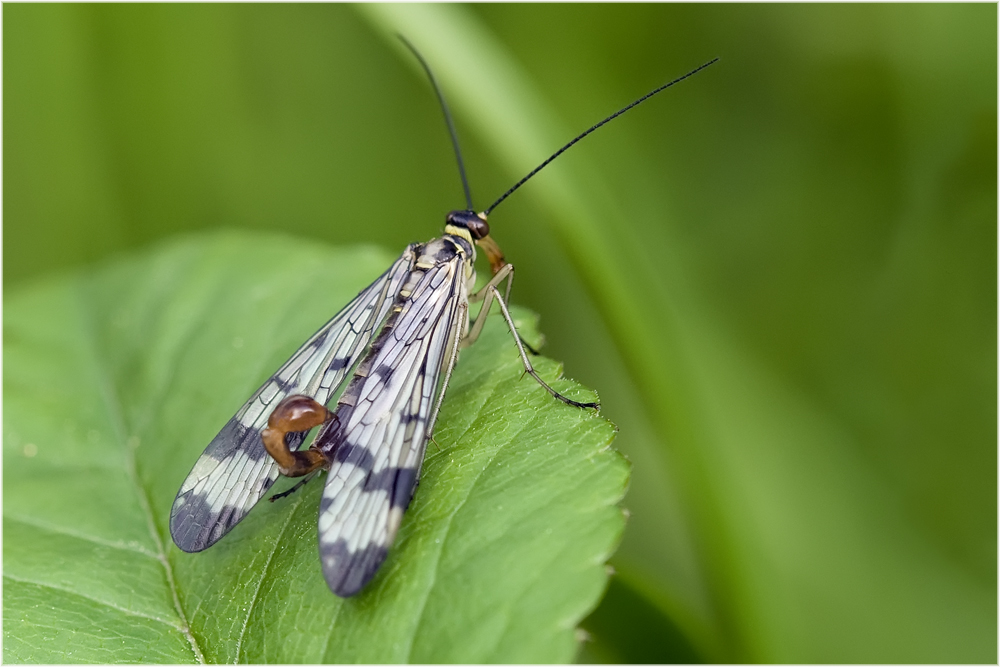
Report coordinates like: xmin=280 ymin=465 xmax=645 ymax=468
xmin=169 ymin=43 xmax=716 ymax=597
xmin=170 ymin=208 xmax=590 ymax=596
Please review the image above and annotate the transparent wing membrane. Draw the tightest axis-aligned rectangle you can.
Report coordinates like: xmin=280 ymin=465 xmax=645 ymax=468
xmin=169 ymin=251 xmax=415 ymax=552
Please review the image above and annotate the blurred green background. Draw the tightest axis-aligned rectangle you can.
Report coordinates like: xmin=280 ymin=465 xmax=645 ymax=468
xmin=4 ymin=4 xmax=996 ymax=663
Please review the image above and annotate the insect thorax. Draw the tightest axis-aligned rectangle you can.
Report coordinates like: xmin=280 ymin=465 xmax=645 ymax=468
xmin=417 ymin=233 xmax=477 ymax=289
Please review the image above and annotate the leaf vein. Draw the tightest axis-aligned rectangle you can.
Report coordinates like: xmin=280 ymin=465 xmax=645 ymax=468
xmin=234 ymin=490 xmax=309 ymax=662
xmin=75 ymin=281 xmax=206 ymax=664
xmin=3 ymin=513 xmax=158 ymax=559
xmin=2 ymin=573 xmax=184 ymax=630
xmin=405 ymin=356 xmax=532 ymax=662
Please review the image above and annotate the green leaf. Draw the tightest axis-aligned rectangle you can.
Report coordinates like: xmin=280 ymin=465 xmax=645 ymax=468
xmin=3 ymin=231 xmax=627 ymax=663
xmin=5 ymin=5 xmax=994 ymax=662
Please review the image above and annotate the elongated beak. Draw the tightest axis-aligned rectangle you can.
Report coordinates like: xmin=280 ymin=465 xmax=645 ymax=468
xmin=476 ymin=234 xmax=506 ymax=275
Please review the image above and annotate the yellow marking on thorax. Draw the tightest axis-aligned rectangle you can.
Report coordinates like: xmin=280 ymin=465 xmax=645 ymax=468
xmin=444 ymin=225 xmax=474 ymax=245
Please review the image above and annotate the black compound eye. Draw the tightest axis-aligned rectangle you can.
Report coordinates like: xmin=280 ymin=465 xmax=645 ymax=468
xmin=446 ymin=210 xmax=490 ymax=239
xmin=467 ymin=217 xmax=490 ymax=240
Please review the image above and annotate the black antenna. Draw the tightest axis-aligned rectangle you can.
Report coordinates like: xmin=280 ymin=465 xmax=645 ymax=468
xmin=398 ymin=35 xmax=475 ymax=211
xmin=484 ymin=57 xmax=719 ymax=216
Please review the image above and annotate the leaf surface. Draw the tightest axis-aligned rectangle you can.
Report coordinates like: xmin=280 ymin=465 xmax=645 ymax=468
xmin=3 ymin=231 xmax=627 ymax=663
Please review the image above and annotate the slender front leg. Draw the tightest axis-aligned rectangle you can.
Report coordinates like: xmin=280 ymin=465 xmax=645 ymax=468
xmin=469 ymin=260 xmax=513 ymax=305
xmin=269 ymin=470 xmax=322 ymax=502
xmin=466 ymin=262 xmax=514 ymax=346
xmin=488 ymin=285 xmax=600 ymax=409
xmin=466 ymin=264 xmax=599 ymax=410
xmin=262 ymin=395 xmax=332 ymax=477
xmin=468 ymin=263 xmax=541 ymax=354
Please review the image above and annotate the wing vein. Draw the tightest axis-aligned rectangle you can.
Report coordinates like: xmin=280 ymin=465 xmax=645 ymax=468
xmin=316 ymin=253 xmax=468 ymax=596
xmin=170 ymin=251 xmax=414 ymax=552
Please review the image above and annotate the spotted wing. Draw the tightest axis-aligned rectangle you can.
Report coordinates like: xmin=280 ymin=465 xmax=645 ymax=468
xmin=315 ymin=257 xmax=468 ymax=596
xmin=169 ymin=249 xmax=415 ymax=552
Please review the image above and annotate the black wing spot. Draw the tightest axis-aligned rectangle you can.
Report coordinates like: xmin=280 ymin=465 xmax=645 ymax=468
xmin=321 ymin=538 xmax=390 ymax=597
xmin=210 ymin=419 xmax=270 ymax=461
xmin=372 ymin=363 xmax=394 ymax=382
xmin=169 ymin=473 xmax=276 ymax=553
xmin=360 ymin=466 xmax=418 ymax=510
xmin=332 ymin=441 xmax=376 ymax=474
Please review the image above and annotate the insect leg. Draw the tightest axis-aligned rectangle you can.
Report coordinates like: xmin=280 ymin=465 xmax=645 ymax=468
xmin=488 ymin=285 xmax=599 ymax=408
xmin=269 ymin=469 xmax=322 ymax=502
xmin=468 ymin=262 xmax=513 ymax=306
xmin=466 ymin=263 xmax=514 ymax=346
xmin=262 ymin=395 xmax=332 ymax=477
xmin=466 ymin=265 xmax=599 ymax=409
xmin=465 ymin=263 xmax=539 ymax=355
